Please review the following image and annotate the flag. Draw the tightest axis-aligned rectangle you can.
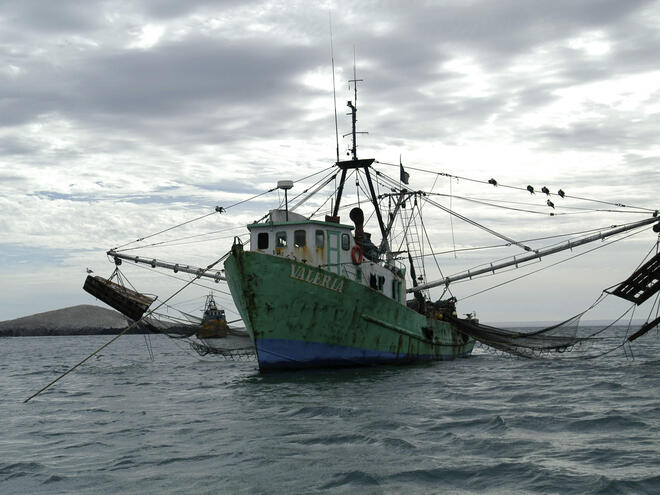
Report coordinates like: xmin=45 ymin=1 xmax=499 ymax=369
xmin=399 ymin=157 xmax=409 ymax=185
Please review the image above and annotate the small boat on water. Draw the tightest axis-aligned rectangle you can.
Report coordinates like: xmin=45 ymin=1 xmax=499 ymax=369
xmin=190 ymin=294 xmax=255 ymax=358
xmin=196 ymin=294 xmax=229 ymax=341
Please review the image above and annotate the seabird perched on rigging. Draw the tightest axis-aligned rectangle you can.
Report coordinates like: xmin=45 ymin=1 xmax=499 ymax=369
xmin=547 ymin=199 xmax=555 ymax=209
xmin=526 ymin=185 xmax=535 ymax=194
xmin=541 ymin=186 xmax=550 ymax=195
xmin=488 ymin=178 xmax=498 ymax=186
xmin=558 ymin=189 xmax=565 ymax=198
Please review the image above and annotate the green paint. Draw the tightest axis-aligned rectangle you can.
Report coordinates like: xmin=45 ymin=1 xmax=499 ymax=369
xmin=326 ymin=230 xmax=341 ymax=275
xmin=224 ymin=245 xmax=474 ymax=363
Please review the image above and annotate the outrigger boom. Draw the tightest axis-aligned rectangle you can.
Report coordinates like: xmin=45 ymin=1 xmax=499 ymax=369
xmin=107 ymin=250 xmax=227 ymax=282
xmin=410 ymin=215 xmax=660 ymax=292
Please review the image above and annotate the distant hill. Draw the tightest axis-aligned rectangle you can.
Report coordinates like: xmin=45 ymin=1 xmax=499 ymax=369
xmin=0 ymin=304 xmax=139 ymax=337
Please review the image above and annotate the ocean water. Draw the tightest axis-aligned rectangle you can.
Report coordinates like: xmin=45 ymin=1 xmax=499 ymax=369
xmin=1 ymin=329 xmax=659 ymax=495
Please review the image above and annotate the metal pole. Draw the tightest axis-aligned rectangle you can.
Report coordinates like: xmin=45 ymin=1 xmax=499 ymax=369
xmin=408 ymin=216 xmax=660 ymax=293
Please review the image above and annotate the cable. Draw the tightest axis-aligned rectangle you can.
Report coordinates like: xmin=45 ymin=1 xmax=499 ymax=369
xmin=112 ymin=210 xmax=219 ymax=250
xmin=458 ymin=227 xmax=648 ymax=301
xmin=374 ymin=160 xmax=657 ymax=212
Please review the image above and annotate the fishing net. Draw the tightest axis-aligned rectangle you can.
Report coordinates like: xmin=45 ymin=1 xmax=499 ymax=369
xmin=189 ymin=340 xmax=256 ymax=360
xmin=446 ymin=313 xmax=590 ymax=358
xmin=441 ymin=241 xmax=660 ymax=358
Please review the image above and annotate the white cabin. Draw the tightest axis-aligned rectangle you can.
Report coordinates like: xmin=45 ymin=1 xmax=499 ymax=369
xmin=248 ymin=210 xmax=407 ymax=304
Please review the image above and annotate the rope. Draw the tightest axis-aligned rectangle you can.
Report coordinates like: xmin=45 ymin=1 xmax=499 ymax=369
xmin=458 ymin=228 xmax=649 ymax=300
xmin=423 ymin=196 xmax=532 ymax=252
xmin=113 ymin=166 xmax=336 ymax=251
xmin=113 ymin=211 xmax=218 ymax=250
xmin=24 ymin=252 xmax=229 ymax=403
xmin=115 ymin=225 xmax=246 ymax=253
xmin=374 ymin=160 xmax=656 ymax=212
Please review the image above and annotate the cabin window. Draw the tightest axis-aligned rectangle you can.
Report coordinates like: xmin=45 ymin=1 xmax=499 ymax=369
xmin=378 ymin=275 xmax=385 ymax=291
xmin=391 ymin=279 xmax=401 ymax=301
xmin=315 ymin=230 xmax=324 ymax=248
xmin=294 ymin=230 xmax=306 ymax=248
xmin=341 ymin=233 xmax=350 ymax=250
xmin=257 ymin=232 xmax=269 ymax=249
xmin=276 ymin=231 xmax=287 ymax=248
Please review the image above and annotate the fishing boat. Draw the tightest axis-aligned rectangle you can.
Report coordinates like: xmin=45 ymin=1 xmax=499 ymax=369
xmin=91 ymin=77 xmax=660 ymax=371
xmin=186 ymin=294 xmax=255 ymax=359
xmin=220 ymin=86 xmax=479 ymax=370
xmin=196 ymin=294 xmax=229 ymax=341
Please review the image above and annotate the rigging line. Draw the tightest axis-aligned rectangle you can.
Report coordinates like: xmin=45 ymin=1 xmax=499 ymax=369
xmin=374 ymin=160 xmax=657 ymax=212
xmin=624 ymin=304 xmax=638 ymax=341
xmin=425 ymin=192 xmax=654 ymax=215
xmin=458 ymin=228 xmax=648 ymax=301
xmin=650 ymin=292 xmax=660 ymax=335
xmin=228 ymin=165 xmax=337 ymax=212
xmin=423 ymin=196 xmax=532 ymax=252
xmin=112 ymin=210 xmax=218 ymax=250
xmin=356 ymin=171 xmax=373 ymax=205
xmin=123 ymin=261 xmax=233 ymax=297
xmin=401 ymin=222 xmax=645 ymax=262
xmin=602 ymin=237 xmax=660 ymax=295
xmin=329 ymin=10 xmax=340 ymax=164
xmin=374 ymin=169 xmax=406 ymax=190
xmin=433 ymin=192 xmax=560 ymax=216
xmin=454 ymin=217 xmax=653 ymax=278
xmin=24 ymin=250 xmax=228 ymax=403
xmin=114 ymin=225 xmax=247 ymax=253
xmin=632 ymin=237 xmax=660 ymax=272
xmin=449 ymin=177 xmax=457 ymax=257
xmin=290 ymin=171 xmax=339 ymax=212
xmin=376 ymin=169 xmax=381 ymax=204
xmin=419 ymin=203 xmax=454 ymax=299
xmin=308 ymin=186 xmax=340 ymax=219
xmin=401 ymin=244 xmax=510 ymax=259
xmin=394 ymin=201 xmax=423 ymax=254
xmin=284 ymin=168 xmax=338 ymax=207
xmin=116 ymin=232 xmax=246 ymax=252
xmin=303 ymin=170 xmax=359 ymax=219
xmin=424 ymin=189 xmax=653 ymax=217
xmin=372 ymin=169 xmax=404 ymax=191
xmin=582 ymin=302 xmax=636 ymax=341
xmin=291 ymin=164 xmax=338 ymax=186
xmin=383 ymin=188 xmax=652 ymax=217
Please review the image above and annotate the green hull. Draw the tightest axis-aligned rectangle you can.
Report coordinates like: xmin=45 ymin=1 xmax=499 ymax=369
xmin=224 ymin=245 xmax=474 ymax=371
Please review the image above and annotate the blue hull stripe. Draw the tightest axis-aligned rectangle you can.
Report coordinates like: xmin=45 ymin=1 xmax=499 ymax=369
xmin=256 ymin=338 xmax=471 ymax=371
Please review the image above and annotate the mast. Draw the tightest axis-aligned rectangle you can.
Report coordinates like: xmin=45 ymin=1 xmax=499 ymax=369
xmin=331 ymin=65 xmax=390 ymax=256
xmin=408 ymin=216 xmax=660 ymax=293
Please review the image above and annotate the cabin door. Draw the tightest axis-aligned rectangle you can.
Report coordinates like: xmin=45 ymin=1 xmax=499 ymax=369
xmin=326 ymin=231 xmax=341 ymax=274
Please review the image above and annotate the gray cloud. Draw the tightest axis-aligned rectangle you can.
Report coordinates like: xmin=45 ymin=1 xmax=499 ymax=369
xmin=1 ymin=0 xmax=659 ymax=320
xmin=1 ymin=0 xmax=103 ymax=33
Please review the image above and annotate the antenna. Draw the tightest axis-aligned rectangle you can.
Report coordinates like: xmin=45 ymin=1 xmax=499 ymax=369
xmin=345 ymin=46 xmax=365 ymax=160
xmin=329 ymin=11 xmax=339 ymax=164
xmin=351 ymin=46 xmax=359 ymax=107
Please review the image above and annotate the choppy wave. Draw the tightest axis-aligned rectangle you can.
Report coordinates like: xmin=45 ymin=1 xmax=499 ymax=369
xmin=1 ymin=331 xmax=659 ymax=494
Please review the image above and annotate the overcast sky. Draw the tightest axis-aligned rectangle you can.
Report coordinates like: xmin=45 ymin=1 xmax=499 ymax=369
xmin=2 ymin=0 xmax=659 ymax=323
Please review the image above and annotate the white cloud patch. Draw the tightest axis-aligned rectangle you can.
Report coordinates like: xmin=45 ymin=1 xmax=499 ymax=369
xmin=128 ymin=24 xmax=166 ymax=49
xmin=1 ymin=0 xmax=659 ymax=322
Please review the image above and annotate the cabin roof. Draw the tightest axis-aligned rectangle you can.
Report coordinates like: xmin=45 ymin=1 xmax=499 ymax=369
xmin=247 ymin=219 xmax=354 ymax=230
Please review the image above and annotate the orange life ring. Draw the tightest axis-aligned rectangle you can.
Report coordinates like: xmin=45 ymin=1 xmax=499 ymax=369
xmin=351 ymin=245 xmax=363 ymax=265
